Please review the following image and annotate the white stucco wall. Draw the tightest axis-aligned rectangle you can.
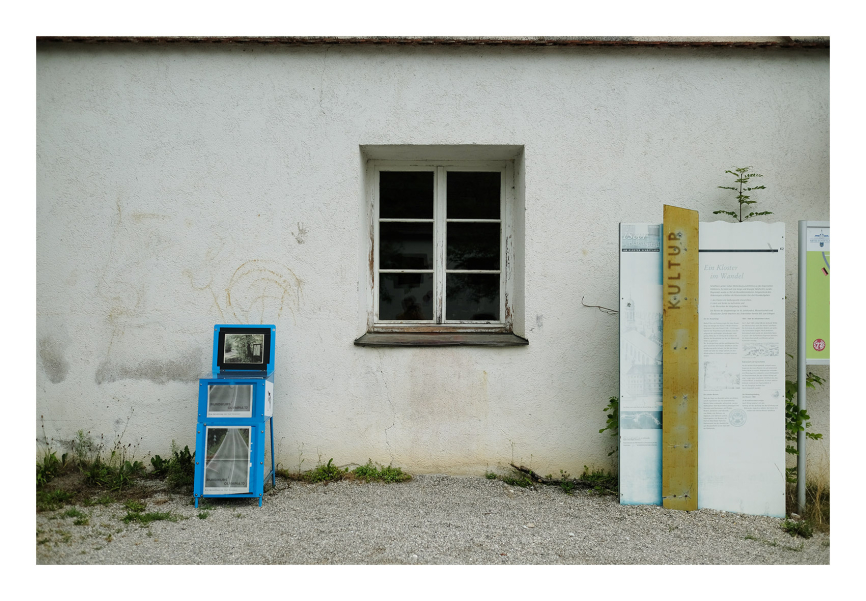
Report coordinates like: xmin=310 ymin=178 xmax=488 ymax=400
xmin=36 ymin=43 xmax=830 ymax=483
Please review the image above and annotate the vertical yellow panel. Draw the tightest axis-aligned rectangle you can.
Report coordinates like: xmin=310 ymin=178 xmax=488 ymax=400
xmin=662 ymin=205 xmax=699 ymax=511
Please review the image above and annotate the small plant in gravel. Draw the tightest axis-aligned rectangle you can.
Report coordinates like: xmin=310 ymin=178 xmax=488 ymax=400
xmin=123 ymin=510 xmax=177 ymax=526
xmin=37 ymin=450 xmax=67 ymax=487
xmin=164 ymin=442 xmax=196 ymax=490
xmin=79 ymin=430 xmax=146 ymax=492
xmin=149 ymin=454 xmax=170 ymax=478
xmin=278 ymin=458 xmax=413 ymax=484
xmin=580 ymin=466 xmax=618 ymax=495
xmin=485 ymin=471 xmax=498 ymax=480
xmin=500 ymin=471 xmax=533 ymax=488
xmin=782 ymin=518 xmax=813 ymax=539
xmin=121 ymin=497 xmax=177 ymax=526
xmin=305 ymin=458 xmax=347 ymax=483
xmin=37 ymin=490 xmax=74 ymax=512
xmin=124 ymin=499 xmax=147 ymax=513
xmin=559 ymin=470 xmax=576 ymax=495
xmin=82 ymin=494 xmax=115 ymax=507
xmin=197 ymin=511 xmax=210 ymax=520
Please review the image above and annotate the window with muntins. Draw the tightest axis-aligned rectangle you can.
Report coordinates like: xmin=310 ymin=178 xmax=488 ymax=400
xmin=371 ymin=161 xmax=513 ymax=331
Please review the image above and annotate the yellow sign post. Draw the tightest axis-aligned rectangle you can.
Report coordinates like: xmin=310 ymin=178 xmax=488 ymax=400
xmin=662 ymin=205 xmax=699 ymax=511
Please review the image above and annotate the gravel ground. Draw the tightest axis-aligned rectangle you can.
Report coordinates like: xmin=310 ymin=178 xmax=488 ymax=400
xmin=35 ymin=475 xmax=829 ymax=565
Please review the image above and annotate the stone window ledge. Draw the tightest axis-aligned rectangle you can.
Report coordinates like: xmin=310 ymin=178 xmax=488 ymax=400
xmin=353 ymin=332 xmax=529 ymax=347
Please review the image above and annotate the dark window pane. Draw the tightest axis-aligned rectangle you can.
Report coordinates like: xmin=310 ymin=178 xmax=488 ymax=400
xmin=447 ymin=222 xmax=500 ymax=270
xmin=380 ymin=171 xmax=434 ymax=219
xmin=446 ymin=273 xmax=500 ymax=321
xmin=379 ymin=273 xmax=434 ymax=320
xmin=380 ymin=222 xmax=433 ymax=269
xmin=447 ymin=172 xmax=501 ymax=219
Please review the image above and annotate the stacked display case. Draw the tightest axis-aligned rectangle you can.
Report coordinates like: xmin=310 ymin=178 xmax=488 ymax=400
xmin=193 ymin=325 xmax=276 ymax=507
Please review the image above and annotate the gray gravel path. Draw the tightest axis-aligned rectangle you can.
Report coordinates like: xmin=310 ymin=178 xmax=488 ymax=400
xmin=36 ymin=475 xmax=829 ymax=564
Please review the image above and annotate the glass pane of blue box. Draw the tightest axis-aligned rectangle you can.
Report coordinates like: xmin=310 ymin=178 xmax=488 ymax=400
xmin=193 ymin=324 xmax=276 ymax=507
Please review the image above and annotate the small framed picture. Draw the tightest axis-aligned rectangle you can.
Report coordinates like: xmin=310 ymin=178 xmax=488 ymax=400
xmin=216 ymin=327 xmax=271 ymax=371
xmin=207 ymin=384 xmax=254 ymax=418
xmin=203 ymin=426 xmax=251 ymax=495
xmin=224 ymin=333 xmax=265 ymax=364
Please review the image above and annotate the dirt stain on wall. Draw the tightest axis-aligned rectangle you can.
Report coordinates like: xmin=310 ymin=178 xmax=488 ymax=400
xmin=95 ymin=348 xmax=203 ymax=385
xmin=38 ymin=336 xmax=70 ymax=384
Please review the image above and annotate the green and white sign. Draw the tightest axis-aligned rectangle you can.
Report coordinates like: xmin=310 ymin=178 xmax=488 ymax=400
xmin=805 ymin=227 xmax=830 ymax=362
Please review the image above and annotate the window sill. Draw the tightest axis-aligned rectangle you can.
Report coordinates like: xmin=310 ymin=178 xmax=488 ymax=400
xmin=353 ymin=332 xmax=529 ymax=347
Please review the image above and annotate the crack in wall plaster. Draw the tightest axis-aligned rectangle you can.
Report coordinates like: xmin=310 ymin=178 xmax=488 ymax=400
xmin=376 ymin=350 xmax=397 ymax=463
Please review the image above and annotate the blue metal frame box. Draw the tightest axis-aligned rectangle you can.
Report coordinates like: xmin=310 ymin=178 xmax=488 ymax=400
xmin=193 ymin=325 xmax=276 ymax=507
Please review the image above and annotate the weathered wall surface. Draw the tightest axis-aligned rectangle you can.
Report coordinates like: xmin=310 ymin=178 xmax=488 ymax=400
xmin=36 ymin=44 xmax=830 ymax=482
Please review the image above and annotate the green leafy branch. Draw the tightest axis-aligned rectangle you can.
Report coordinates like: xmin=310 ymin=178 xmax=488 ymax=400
xmin=713 ymin=166 xmax=771 ymax=222
xmin=599 ymin=396 xmax=619 ymax=457
xmin=784 ymin=371 xmax=825 ymax=484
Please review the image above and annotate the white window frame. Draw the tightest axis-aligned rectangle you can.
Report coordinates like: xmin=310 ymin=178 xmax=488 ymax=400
xmin=368 ymin=159 xmax=515 ymax=333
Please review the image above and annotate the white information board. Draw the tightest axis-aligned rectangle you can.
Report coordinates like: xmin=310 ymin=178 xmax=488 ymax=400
xmin=619 ymin=224 xmax=663 ymax=505
xmin=698 ymin=221 xmax=786 ymax=517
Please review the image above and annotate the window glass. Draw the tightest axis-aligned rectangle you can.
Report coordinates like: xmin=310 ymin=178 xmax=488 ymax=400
xmin=374 ymin=164 xmax=506 ymax=326
xmin=380 ymin=222 xmax=434 ymax=269
xmin=447 ymin=172 xmax=500 ymax=219
xmin=447 ymin=222 xmax=500 ymax=270
xmin=379 ymin=273 xmax=434 ymax=320
xmin=380 ymin=171 xmax=434 ymax=219
xmin=446 ymin=273 xmax=500 ymax=320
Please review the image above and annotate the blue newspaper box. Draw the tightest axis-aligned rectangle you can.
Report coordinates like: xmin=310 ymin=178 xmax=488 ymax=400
xmin=193 ymin=325 xmax=276 ymax=507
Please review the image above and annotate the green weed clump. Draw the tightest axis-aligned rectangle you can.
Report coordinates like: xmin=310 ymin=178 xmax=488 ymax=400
xmin=83 ymin=455 xmax=146 ymax=491
xmin=782 ymin=518 xmax=814 ymax=539
xmin=277 ymin=458 xmax=413 ymax=484
xmin=786 ymin=479 xmax=830 ymax=533
xmin=36 ymin=429 xmax=197 ymax=517
xmin=37 ymin=451 xmax=68 ymax=487
xmin=122 ymin=510 xmax=176 ymax=526
xmin=37 ymin=490 xmax=74 ymax=512
xmin=62 ymin=508 xmax=87 ymax=520
xmin=559 ymin=470 xmax=576 ymax=495
xmin=151 ymin=442 xmax=195 ymax=490
xmin=82 ymin=494 xmax=115 ymax=507
xmin=304 ymin=458 xmax=347 ymax=483
xmin=123 ymin=499 xmax=147 ymax=513
xmin=350 ymin=460 xmax=412 ymax=483
xmin=580 ymin=466 xmax=618 ymax=495
xmin=500 ymin=472 xmax=533 ymax=488
xmin=121 ymin=498 xmax=177 ymax=525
